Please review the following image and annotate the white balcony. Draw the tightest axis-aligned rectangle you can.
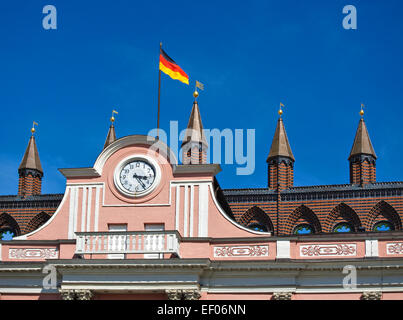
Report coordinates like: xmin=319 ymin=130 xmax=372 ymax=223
xmin=75 ymin=231 xmax=180 ymax=257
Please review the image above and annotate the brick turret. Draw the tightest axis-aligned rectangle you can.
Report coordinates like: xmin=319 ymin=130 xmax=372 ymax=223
xmin=349 ymin=115 xmax=376 ymax=186
xmin=18 ymin=129 xmax=43 ymax=197
xmin=267 ymin=113 xmax=294 ymax=191
xmin=181 ymin=98 xmax=208 ymax=164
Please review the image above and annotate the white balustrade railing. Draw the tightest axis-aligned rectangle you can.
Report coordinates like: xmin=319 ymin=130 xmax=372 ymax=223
xmin=75 ymin=231 xmax=180 ymax=256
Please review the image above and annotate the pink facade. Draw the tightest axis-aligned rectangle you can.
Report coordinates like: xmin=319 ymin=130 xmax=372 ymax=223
xmin=1 ymin=135 xmax=403 ymax=300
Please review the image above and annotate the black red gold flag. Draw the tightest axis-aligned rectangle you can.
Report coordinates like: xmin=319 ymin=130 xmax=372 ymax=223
xmin=159 ymin=49 xmax=189 ymax=85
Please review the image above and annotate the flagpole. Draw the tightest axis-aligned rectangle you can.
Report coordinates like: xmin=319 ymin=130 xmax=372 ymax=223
xmin=157 ymin=42 xmax=162 ymax=140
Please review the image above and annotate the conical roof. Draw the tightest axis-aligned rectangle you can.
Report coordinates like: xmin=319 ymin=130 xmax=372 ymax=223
xmin=181 ymin=100 xmax=208 ymax=147
xmin=267 ymin=117 xmax=295 ymax=162
xmin=103 ymin=124 xmax=116 ymax=149
xmin=349 ymin=118 xmax=377 ymax=159
xmin=19 ymin=135 xmax=43 ymax=173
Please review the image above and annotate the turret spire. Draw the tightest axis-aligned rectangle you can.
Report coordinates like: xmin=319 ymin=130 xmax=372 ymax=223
xmin=349 ymin=106 xmax=377 ymax=185
xmin=267 ymin=106 xmax=294 ymax=162
xmin=18 ymin=123 xmax=43 ymax=196
xmin=349 ymin=114 xmax=376 ymax=160
xmin=267 ymin=105 xmax=294 ymax=190
xmin=103 ymin=110 xmax=118 ymax=149
xmin=182 ymin=87 xmax=208 ymax=164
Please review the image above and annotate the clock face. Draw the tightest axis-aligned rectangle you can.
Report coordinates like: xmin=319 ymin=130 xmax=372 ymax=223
xmin=119 ymin=160 xmax=156 ymax=194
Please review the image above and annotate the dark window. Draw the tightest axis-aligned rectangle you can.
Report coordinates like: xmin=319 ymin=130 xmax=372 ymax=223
xmin=293 ymin=223 xmax=314 ymax=235
xmin=0 ymin=228 xmax=15 ymax=240
xmin=373 ymin=221 xmax=394 ymax=232
xmin=247 ymin=223 xmax=268 ymax=232
xmin=332 ymin=222 xmax=354 ymax=233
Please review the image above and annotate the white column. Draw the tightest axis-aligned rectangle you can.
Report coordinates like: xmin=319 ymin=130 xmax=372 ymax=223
xmin=365 ymin=239 xmax=379 ymax=257
xmin=276 ymin=240 xmax=291 ymax=259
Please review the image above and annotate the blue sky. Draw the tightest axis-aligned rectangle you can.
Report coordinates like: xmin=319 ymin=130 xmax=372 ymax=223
xmin=1 ymin=0 xmax=403 ymax=195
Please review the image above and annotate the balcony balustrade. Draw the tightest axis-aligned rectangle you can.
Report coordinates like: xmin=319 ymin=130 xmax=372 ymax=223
xmin=75 ymin=231 xmax=180 ymax=257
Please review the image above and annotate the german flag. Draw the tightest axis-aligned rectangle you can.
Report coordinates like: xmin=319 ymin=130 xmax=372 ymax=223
xmin=159 ymin=49 xmax=189 ymax=85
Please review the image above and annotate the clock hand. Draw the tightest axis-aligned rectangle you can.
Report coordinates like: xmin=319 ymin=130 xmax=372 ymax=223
xmin=134 ymin=174 xmax=149 ymax=180
xmin=133 ymin=174 xmax=146 ymax=189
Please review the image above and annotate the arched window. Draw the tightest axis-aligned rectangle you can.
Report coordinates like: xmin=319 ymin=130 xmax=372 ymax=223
xmin=247 ymin=223 xmax=268 ymax=232
xmin=373 ymin=221 xmax=394 ymax=232
xmin=0 ymin=227 xmax=16 ymax=240
xmin=332 ymin=222 xmax=354 ymax=233
xmin=293 ymin=223 xmax=314 ymax=235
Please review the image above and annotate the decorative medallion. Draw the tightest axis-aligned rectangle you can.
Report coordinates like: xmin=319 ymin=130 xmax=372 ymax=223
xmin=214 ymin=245 xmax=269 ymax=257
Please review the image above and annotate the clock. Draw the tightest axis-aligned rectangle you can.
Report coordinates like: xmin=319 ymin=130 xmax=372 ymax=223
xmin=114 ymin=155 xmax=161 ymax=197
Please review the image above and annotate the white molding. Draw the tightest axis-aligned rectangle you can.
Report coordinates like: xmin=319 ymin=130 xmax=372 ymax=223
xmin=73 ymin=187 xmax=79 ymax=239
xmin=14 ymin=186 xmax=70 ymax=240
xmin=175 ymin=185 xmax=180 ymax=231
xmin=207 ymin=183 xmax=272 ymax=236
xmin=0 ymin=288 xmax=58 ymax=294
xmin=198 ymin=183 xmax=209 ymax=237
xmin=276 ymin=241 xmax=291 ymax=259
xmin=93 ymin=135 xmax=178 ymax=176
xmin=66 ymin=182 xmax=104 ymax=186
xmin=184 ymin=185 xmax=189 ymax=237
xmin=94 ymin=186 xmax=101 ymax=232
xmin=204 ymin=287 xmax=403 ymax=294
xmin=81 ymin=187 xmax=87 ymax=232
xmin=189 ymin=185 xmax=194 ymax=237
xmin=86 ymin=187 xmax=92 ymax=232
xmin=171 ymin=180 xmax=212 ymax=185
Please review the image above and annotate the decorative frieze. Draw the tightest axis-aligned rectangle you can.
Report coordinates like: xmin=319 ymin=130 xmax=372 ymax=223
xmin=214 ymin=245 xmax=269 ymax=258
xmin=75 ymin=289 xmax=94 ymax=300
xmin=182 ymin=289 xmax=201 ymax=300
xmin=361 ymin=291 xmax=382 ymax=300
xmin=272 ymin=292 xmax=292 ymax=300
xmin=59 ymin=289 xmax=75 ymax=300
xmin=300 ymin=244 xmax=356 ymax=257
xmin=166 ymin=289 xmax=182 ymax=300
xmin=165 ymin=289 xmax=201 ymax=300
xmin=59 ymin=289 xmax=93 ymax=300
xmin=9 ymin=248 xmax=58 ymax=260
xmin=386 ymin=242 xmax=403 ymax=255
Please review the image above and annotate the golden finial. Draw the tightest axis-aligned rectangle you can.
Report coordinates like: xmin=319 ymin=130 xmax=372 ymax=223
xmin=31 ymin=121 xmax=38 ymax=135
xmin=194 ymin=80 xmax=204 ymax=100
xmin=360 ymin=103 xmax=364 ymax=117
xmin=278 ymin=102 xmax=284 ymax=116
xmin=111 ymin=109 xmax=118 ymax=123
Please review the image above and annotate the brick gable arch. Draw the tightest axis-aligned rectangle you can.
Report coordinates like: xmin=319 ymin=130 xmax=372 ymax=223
xmin=283 ymin=205 xmax=322 ymax=235
xmin=365 ymin=201 xmax=402 ymax=231
xmin=323 ymin=203 xmax=362 ymax=233
xmin=238 ymin=206 xmax=274 ymax=233
xmin=24 ymin=212 xmax=50 ymax=234
xmin=0 ymin=212 xmax=21 ymax=236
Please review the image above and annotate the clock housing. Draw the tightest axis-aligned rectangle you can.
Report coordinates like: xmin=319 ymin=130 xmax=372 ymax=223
xmin=113 ymin=154 xmax=161 ymax=198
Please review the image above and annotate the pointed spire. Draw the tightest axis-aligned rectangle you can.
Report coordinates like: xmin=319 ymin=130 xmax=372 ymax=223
xmin=19 ymin=124 xmax=43 ymax=174
xmin=103 ymin=110 xmax=118 ymax=149
xmin=267 ymin=116 xmax=294 ymax=162
xmin=181 ymin=99 xmax=208 ymax=147
xmin=349 ymin=118 xmax=377 ymax=160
